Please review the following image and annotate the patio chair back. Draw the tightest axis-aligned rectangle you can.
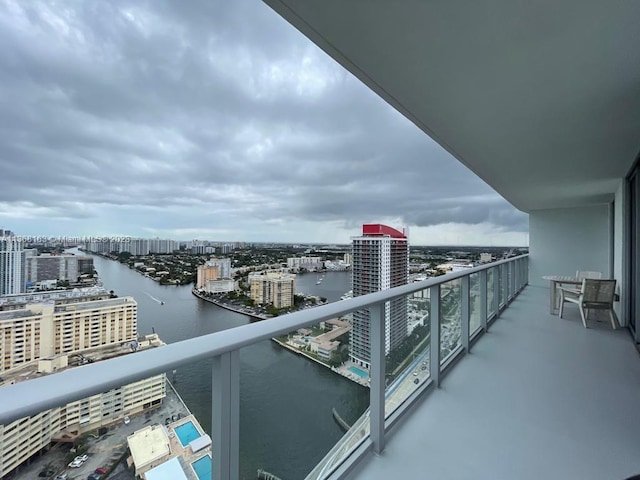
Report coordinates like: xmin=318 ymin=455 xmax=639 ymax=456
xmin=576 ymin=270 xmax=602 ymax=280
xmin=581 ymin=279 xmax=616 ymax=308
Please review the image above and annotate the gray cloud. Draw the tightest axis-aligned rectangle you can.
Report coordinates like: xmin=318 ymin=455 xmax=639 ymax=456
xmin=0 ymin=0 xmax=528 ymax=244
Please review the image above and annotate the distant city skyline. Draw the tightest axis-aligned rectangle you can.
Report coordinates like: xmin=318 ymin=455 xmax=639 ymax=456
xmin=0 ymin=229 xmax=527 ymax=248
xmin=0 ymin=1 xmax=528 ymax=247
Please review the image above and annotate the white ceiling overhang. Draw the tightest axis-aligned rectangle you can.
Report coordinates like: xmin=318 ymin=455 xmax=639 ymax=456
xmin=264 ymin=0 xmax=640 ymax=212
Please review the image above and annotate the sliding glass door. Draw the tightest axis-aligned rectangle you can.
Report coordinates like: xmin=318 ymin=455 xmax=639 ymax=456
xmin=628 ymin=163 xmax=639 ymax=341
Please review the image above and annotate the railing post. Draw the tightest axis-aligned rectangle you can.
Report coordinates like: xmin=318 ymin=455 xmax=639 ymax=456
xmin=212 ymin=350 xmax=240 ymax=480
xmin=369 ymin=302 xmax=386 ymax=454
xmin=430 ymin=285 xmax=441 ymax=387
xmin=493 ymin=265 xmax=501 ymax=317
xmin=461 ymin=276 xmax=470 ymax=352
xmin=480 ymin=269 xmax=488 ymax=332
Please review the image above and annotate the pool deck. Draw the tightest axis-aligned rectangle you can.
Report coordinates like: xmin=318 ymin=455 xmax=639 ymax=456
xmin=166 ymin=415 xmax=211 ymax=479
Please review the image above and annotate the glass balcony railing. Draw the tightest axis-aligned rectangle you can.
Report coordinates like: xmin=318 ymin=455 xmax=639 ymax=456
xmin=0 ymin=255 xmax=528 ymax=480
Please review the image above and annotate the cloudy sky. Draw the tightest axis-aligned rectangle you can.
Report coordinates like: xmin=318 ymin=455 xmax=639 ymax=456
xmin=0 ymin=0 xmax=528 ymax=246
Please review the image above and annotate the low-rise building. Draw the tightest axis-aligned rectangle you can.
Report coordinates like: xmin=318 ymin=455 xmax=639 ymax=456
xmin=128 ymin=425 xmax=172 ymax=477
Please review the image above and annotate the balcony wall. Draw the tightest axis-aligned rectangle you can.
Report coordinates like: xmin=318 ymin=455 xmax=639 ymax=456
xmin=346 ymin=285 xmax=640 ymax=480
xmin=529 ymin=205 xmax=612 ymax=288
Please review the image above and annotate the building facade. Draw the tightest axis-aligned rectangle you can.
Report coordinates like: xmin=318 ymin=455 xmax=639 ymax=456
xmin=351 ymin=224 xmax=409 ymax=369
xmin=249 ymin=272 xmax=296 ymax=308
xmin=196 ymin=258 xmax=232 ymax=291
xmin=25 ymin=254 xmax=83 ymax=283
xmin=0 ymin=366 xmax=165 ymax=477
xmin=0 ymin=295 xmax=137 ymax=373
xmin=0 ymin=236 xmax=25 ymax=296
xmin=204 ymin=278 xmax=235 ymax=294
xmin=287 ymin=256 xmax=324 ymax=271
xmin=0 ymin=288 xmax=160 ymax=478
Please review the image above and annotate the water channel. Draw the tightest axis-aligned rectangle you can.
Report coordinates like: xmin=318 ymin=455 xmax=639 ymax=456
xmin=84 ymin=253 xmax=368 ymax=480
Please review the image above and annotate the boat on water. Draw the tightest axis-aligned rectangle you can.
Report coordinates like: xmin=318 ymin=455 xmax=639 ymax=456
xmin=316 ymin=275 xmax=323 ymax=285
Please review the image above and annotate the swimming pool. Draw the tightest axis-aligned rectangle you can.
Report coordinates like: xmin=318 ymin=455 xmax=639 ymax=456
xmin=348 ymin=366 xmax=369 ymax=379
xmin=192 ymin=455 xmax=212 ymax=480
xmin=174 ymin=421 xmax=201 ymax=447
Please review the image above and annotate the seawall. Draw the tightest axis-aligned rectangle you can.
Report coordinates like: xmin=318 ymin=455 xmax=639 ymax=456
xmin=191 ymin=288 xmax=267 ymax=321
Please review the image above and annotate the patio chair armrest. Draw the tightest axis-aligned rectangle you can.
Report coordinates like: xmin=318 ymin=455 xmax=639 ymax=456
xmin=559 ymin=286 xmax=581 ymax=295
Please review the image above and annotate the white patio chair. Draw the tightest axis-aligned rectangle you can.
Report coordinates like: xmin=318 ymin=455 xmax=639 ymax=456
xmin=559 ymin=279 xmax=617 ymax=329
xmin=558 ymin=270 xmax=603 ymax=299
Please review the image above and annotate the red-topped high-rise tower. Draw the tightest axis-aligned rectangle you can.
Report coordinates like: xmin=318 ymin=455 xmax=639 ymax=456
xmin=350 ymin=224 xmax=409 ymax=369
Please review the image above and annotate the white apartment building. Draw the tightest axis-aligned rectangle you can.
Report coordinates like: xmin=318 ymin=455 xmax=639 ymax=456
xmin=0 ymin=335 xmax=166 ymax=477
xmin=0 ymin=236 xmax=25 ymax=296
xmin=148 ymin=238 xmax=179 ymax=254
xmin=25 ymin=254 xmax=82 ymax=283
xmin=249 ymin=272 xmax=296 ymax=309
xmin=287 ymin=256 xmax=324 ymax=271
xmin=204 ymin=278 xmax=235 ymax=294
xmin=479 ymin=253 xmax=493 ymax=264
xmin=0 ymin=296 xmax=137 ymax=373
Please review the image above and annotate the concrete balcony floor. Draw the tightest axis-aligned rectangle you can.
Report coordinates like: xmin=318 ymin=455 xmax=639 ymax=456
xmin=347 ymin=286 xmax=640 ymax=480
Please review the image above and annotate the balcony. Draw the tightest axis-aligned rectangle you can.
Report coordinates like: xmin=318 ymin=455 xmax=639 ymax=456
xmin=346 ymin=284 xmax=640 ymax=480
xmin=2 ymin=255 xmax=639 ymax=479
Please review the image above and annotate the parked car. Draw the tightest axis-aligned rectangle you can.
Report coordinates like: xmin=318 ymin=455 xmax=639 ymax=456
xmin=87 ymin=473 xmax=103 ymax=480
xmin=123 ymin=415 xmax=130 ymax=424
xmin=68 ymin=459 xmax=83 ymax=468
xmin=38 ymin=470 xmax=54 ymax=477
xmin=55 ymin=474 xmax=69 ymax=480
xmin=76 ymin=454 xmax=89 ymax=462
xmin=94 ymin=467 xmax=108 ymax=475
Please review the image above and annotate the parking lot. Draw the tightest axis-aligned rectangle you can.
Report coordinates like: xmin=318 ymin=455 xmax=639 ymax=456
xmin=7 ymin=380 xmax=191 ymax=480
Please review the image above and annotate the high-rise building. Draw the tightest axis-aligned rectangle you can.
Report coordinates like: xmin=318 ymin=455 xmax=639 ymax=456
xmin=350 ymin=224 xmax=409 ymax=369
xmin=25 ymin=254 xmax=79 ymax=283
xmin=196 ymin=258 xmax=232 ymax=290
xmin=287 ymin=256 xmax=324 ymax=271
xmin=0 ymin=235 xmax=25 ymax=296
xmin=249 ymin=272 xmax=296 ymax=309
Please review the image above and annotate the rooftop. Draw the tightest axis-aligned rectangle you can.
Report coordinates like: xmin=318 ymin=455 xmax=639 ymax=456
xmin=0 ymin=286 xmax=109 ymax=306
xmin=127 ymin=424 xmax=171 ymax=469
xmin=54 ymin=296 xmax=135 ymax=312
xmin=0 ymin=334 xmax=164 ymax=386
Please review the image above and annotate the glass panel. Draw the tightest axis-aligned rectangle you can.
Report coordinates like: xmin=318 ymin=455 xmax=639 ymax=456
xmin=629 ymin=167 xmax=638 ymax=334
xmin=469 ymin=272 xmax=482 ymax=334
xmin=244 ymin=332 xmax=369 ymax=480
xmin=384 ymin=287 xmax=431 ymax=420
xmin=487 ymin=268 xmax=495 ymax=317
xmin=440 ymin=279 xmax=462 ymax=364
xmin=498 ymin=265 xmax=505 ymax=307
